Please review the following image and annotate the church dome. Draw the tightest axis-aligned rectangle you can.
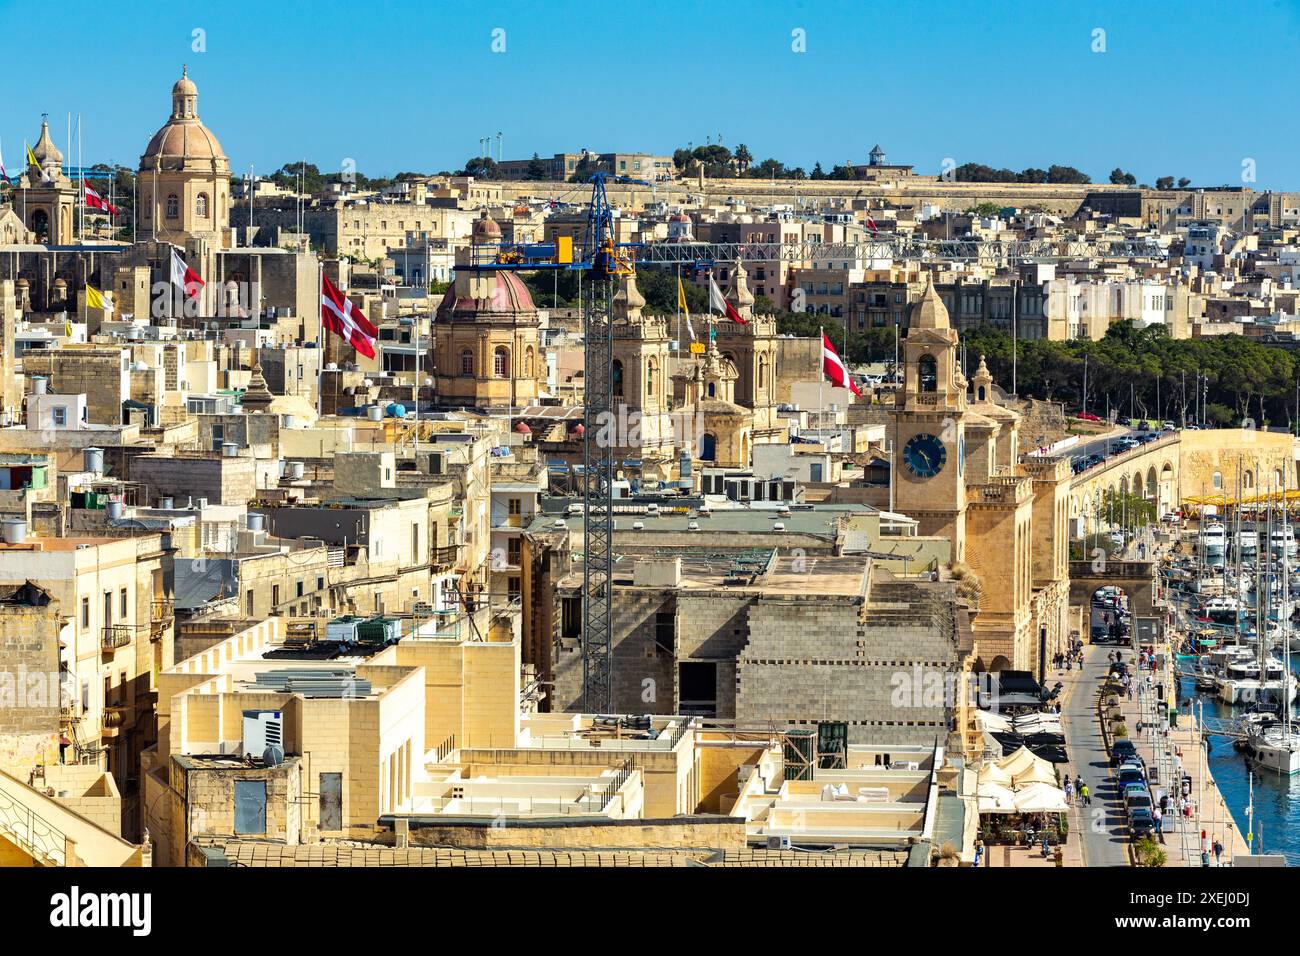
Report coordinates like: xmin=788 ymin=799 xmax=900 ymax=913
xmin=436 ymin=270 xmax=536 ymax=318
xmin=140 ymin=67 xmax=228 ymax=170
xmin=472 ymin=210 xmax=502 ymax=242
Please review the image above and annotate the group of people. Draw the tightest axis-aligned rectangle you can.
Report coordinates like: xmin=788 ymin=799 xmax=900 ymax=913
xmin=1053 ymin=646 xmax=1086 ymax=672
xmin=1064 ymin=773 xmax=1090 ymax=806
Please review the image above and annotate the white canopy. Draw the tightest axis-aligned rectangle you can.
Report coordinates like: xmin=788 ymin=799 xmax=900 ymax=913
xmin=1014 ymin=714 xmax=1062 ymax=733
xmin=975 ymin=710 xmax=1013 ymax=733
xmin=1012 ymin=782 xmax=1070 ymax=812
xmin=977 ymin=781 xmax=1018 ymax=813
xmin=996 ymin=746 xmax=1058 ymax=788
xmin=976 ymin=762 xmax=1014 ymax=787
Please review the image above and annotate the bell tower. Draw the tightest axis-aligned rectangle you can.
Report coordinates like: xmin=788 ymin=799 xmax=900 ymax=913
xmin=892 ymin=276 xmax=968 ymax=559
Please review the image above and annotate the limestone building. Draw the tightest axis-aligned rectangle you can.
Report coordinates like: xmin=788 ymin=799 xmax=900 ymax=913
xmin=16 ymin=118 xmax=77 ymax=245
xmin=433 ymin=212 xmax=541 ymax=409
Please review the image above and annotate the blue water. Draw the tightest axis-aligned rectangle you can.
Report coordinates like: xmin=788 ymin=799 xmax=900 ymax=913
xmin=1178 ymin=663 xmax=1300 ymax=863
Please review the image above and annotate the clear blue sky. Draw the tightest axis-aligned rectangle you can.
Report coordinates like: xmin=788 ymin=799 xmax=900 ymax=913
xmin=3 ymin=0 xmax=1298 ymax=188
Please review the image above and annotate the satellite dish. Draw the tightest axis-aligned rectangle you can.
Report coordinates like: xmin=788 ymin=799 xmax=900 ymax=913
xmin=262 ymin=744 xmax=285 ymax=767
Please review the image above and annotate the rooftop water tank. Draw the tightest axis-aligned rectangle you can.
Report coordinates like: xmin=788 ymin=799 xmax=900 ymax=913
xmin=159 ymin=496 xmax=174 ymax=509
xmin=246 ymin=512 xmax=266 ymax=533
xmin=83 ymin=447 xmax=104 ymax=475
xmin=107 ymin=501 xmax=126 ymax=519
xmin=31 ymin=376 xmax=48 ymax=395
xmin=386 ymin=403 xmax=406 ymax=418
xmin=222 ymin=442 xmax=239 ymax=458
xmin=366 ymin=406 xmax=384 ymax=422
xmin=1 ymin=519 xmax=27 ymax=545
xmin=285 ymin=461 xmax=305 ymax=480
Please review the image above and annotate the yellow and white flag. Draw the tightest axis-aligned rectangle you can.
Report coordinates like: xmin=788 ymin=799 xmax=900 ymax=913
xmin=677 ymin=275 xmax=695 ymax=341
xmin=86 ymin=286 xmax=113 ymax=314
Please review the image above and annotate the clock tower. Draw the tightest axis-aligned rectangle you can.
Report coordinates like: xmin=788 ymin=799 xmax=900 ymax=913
xmin=892 ymin=275 xmax=968 ymax=561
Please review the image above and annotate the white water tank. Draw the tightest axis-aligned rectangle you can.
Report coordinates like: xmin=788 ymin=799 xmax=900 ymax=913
xmin=31 ymin=376 xmax=48 ymax=395
xmin=221 ymin=442 xmax=239 ymax=458
xmin=83 ymin=447 xmax=104 ymax=475
xmin=366 ymin=406 xmax=384 ymax=421
xmin=159 ymin=496 xmax=174 ymax=509
xmin=1 ymin=519 xmax=27 ymax=545
xmin=246 ymin=512 xmax=266 ymax=533
xmin=286 ymin=461 xmax=305 ymax=480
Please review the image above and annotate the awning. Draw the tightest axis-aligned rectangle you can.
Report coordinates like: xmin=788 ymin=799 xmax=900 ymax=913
xmin=1012 ymin=782 xmax=1069 ymax=812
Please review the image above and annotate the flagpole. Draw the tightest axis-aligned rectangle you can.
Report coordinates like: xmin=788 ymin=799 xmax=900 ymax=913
xmin=315 ymin=254 xmax=323 ymax=420
xmin=675 ymin=262 xmax=681 ymax=355
xmin=819 ymin=325 xmax=824 ymax=426
xmin=76 ymin=114 xmax=82 ymax=241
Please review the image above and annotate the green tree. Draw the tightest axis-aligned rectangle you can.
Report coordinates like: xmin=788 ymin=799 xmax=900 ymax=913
xmin=1155 ymin=176 xmax=1174 ymax=190
xmin=1109 ymin=167 xmax=1137 ymax=186
xmin=524 ymin=153 xmax=549 ymax=181
xmin=734 ymin=143 xmax=752 ymax=173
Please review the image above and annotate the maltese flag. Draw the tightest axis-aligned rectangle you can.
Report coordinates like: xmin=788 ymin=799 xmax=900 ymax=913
xmin=822 ymin=331 xmax=861 ymax=396
xmin=708 ymin=273 xmax=747 ymax=324
xmin=321 ymin=274 xmax=377 ymax=359
xmin=170 ymin=248 xmax=204 ymax=300
xmin=83 ymin=179 xmax=118 ymax=216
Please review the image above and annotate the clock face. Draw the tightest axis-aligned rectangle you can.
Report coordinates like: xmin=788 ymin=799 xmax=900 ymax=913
xmin=904 ymin=433 xmax=947 ymax=479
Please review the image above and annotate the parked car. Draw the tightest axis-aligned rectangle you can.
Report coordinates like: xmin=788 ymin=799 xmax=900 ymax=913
xmin=1111 ymin=739 xmax=1138 ymax=765
xmin=1117 ymin=767 xmax=1146 ymax=793
xmin=1076 ymin=411 xmax=1102 ymax=422
xmin=1124 ymin=788 xmax=1154 ymax=815
xmin=1128 ymin=806 xmax=1155 ymax=838
xmin=1137 ymin=420 xmax=1151 ymax=431
xmin=1162 ymin=421 xmax=1177 ymax=431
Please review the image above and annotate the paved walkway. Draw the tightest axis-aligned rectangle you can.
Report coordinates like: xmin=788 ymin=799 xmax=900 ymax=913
xmin=1059 ymin=644 xmax=1131 ymax=866
xmin=1116 ymin=658 xmax=1251 ymax=866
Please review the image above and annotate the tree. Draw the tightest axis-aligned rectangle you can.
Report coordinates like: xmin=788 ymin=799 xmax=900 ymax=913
xmin=1178 ymin=177 xmax=1191 ymax=188
xmin=461 ymin=156 xmax=501 ymax=179
xmin=1155 ymin=176 xmax=1174 ymax=191
xmin=810 ymin=161 xmax=826 ymax=180
xmin=734 ymin=143 xmax=752 ymax=173
xmin=1047 ymin=165 xmax=1091 ymax=184
xmin=967 ymin=201 xmax=1002 ymax=218
xmin=524 ymin=153 xmax=549 ymax=181
xmin=1109 ymin=167 xmax=1137 ymax=186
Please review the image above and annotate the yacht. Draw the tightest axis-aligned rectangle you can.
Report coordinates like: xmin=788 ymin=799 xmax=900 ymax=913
xmin=1203 ymin=522 xmax=1227 ymax=556
xmin=1204 ymin=596 xmax=1242 ymax=625
xmin=1236 ymin=529 xmax=1259 ymax=557
xmin=1271 ymin=525 xmax=1298 ymax=558
xmin=1244 ymin=724 xmax=1300 ymax=774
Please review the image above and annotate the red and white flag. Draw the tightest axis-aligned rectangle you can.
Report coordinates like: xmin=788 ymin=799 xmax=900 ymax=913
xmin=170 ymin=248 xmax=204 ymax=300
xmin=822 ymin=331 xmax=861 ymax=396
xmin=83 ymin=179 xmax=118 ymax=216
xmin=866 ymin=212 xmax=878 ymax=234
xmin=707 ymin=273 xmax=747 ymax=324
xmin=321 ymin=274 xmax=377 ymax=359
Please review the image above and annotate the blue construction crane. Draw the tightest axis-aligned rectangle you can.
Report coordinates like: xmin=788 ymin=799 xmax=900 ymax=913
xmin=453 ymin=172 xmax=648 ymax=714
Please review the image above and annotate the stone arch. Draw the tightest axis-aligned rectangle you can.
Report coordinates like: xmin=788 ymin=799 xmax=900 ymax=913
xmin=1145 ymin=467 xmax=1157 ymax=498
xmin=196 ymin=192 xmax=210 ymax=218
xmin=611 ymin=359 xmax=624 ymax=397
xmin=493 ymin=345 xmax=510 ymax=378
xmin=918 ymin=354 xmax=938 ymax=392
xmin=989 ymin=655 xmax=1011 ymax=672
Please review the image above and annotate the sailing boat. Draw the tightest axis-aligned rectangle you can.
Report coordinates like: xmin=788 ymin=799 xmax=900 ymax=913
xmin=1244 ymin=478 xmax=1300 ymax=773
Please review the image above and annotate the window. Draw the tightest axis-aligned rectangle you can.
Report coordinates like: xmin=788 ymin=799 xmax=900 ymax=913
xmin=319 ymin=773 xmax=343 ymax=831
xmin=196 ymin=193 xmax=209 ymax=217
xmin=918 ymin=354 xmax=938 ymax=392
xmin=524 ymin=347 xmax=534 ymax=377
xmin=296 ymin=579 xmax=304 ymax=598
xmin=460 ymin=349 xmax=474 ymax=376
xmin=612 ymin=360 xmax=624 ymax=397
xmin=1212 ymin=471 xmax=1223 ymax=490
xmin=494 ymin=346 xmax=510 ymax=378
xmin=166 ymin=194 xmax=179 ymax=219
xmin=507 ymin=537 xmax=521 ymax=566
xmin=52 ymin=406 xmax=66 ymax=427
xmin=120 ymin=588 xmax=128 ymax=618
xmin=655 ymin=609 xmax=675 ymax=653
xmin=646 ymin=358 xmax=656 ymax=398
xmin=81 ymin=597 xmax=89 ymax=629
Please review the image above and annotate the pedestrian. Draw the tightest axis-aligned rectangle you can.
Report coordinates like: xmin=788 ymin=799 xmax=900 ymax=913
xmin=1081 ymin=783 xmax=1090 ymax=806
xmin=1153 ymin=805 xmax=1163 ymax=840
xmin=1075 ymin=774 xmax=1083 ymax=794
xmin=1213 ymin=837 xmax=1223 ymax=864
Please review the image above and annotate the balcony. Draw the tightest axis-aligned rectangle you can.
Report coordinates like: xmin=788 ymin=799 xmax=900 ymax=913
xmin=431 ymin=544 xmax=460 ymax=571
xmin=101 ymin=625 xmax=132 ymax=652
xmin=101 ymin=706 xmax=128 ymax=737
xmin=151 ymin=598 xmax=174 ymax=622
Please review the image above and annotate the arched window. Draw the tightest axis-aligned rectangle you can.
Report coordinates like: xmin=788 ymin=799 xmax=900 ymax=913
xmin=977 ymin=385 xmax=986 ymax=401
xmin=1243 ymin=469 xmax=1254 ymax=490
xmin=493 ymin=346 xmax=510 ymax=378
xmin=918 ymin=354 xmax=938 ymax=392
xmin=612 ymin=359 xmax=624 ymax=397
xmin=646 ymin=358 xmax=657 ymax=398
xmin=758 ymin=356 xmax=767 ymax=389
xmin=196 ymin=193 xmax=209 ymax=217
xmin=1212 ymin=471 xmax=1223 ymax=490
xmin=166 ymin=194 xmax=179 ymax=219
xmin=524 ymin=346 xmax=534 ymax=377
xmin=707 ymin=381 xmax=716 ymax=398
xmin=459 ymin=348 xmax=474 ymax=376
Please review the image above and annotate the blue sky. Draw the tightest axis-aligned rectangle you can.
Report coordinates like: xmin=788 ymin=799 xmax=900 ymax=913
xmin=3 ymin=0 xmax=1298 ymax=188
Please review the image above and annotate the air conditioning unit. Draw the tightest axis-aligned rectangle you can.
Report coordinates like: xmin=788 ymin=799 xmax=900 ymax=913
xmin=766 ymin=835 xmax=792 ymax=850
xmin=242 ymin=710 xmax=283 ymax=757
